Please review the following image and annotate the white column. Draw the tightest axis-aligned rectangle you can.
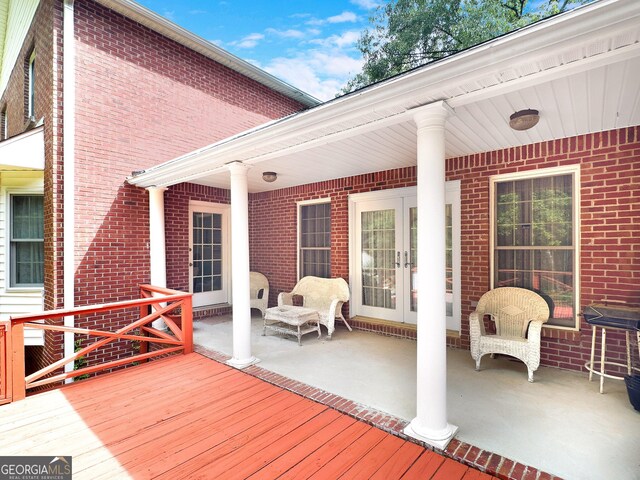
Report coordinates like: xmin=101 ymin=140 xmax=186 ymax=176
xmin=226 ymin=162 xmax=258 ymax=369
xmin=62 ymin=0 xmax=76 ymax=378
xmin=404 ymin=101 xmax=458 ymax=449
xmin=147 ymin=186 xmax=167 ymax=330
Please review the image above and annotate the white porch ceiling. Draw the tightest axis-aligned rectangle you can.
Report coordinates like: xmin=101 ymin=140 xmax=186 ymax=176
xmin=0 ymin=126 xmax=44 ymax=171
xmin=128 ymin=0 xmax=640 ymax=193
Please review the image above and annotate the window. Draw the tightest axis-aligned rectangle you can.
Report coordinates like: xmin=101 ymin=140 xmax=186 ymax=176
xmin=10 ymin=195 xmax=44 ymax=287
xmin=27 ymin=50 xmax=36 ymax=119
xmin=1 ymin=106 xmax=7 ymax=140
xmin=299 ymin=201 xmax=331 ymax=278
xmin=491 ymin=167 xmax=579 ymax=328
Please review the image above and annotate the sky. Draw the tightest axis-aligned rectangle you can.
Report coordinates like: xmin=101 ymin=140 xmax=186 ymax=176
xmin=135 ymin=0 xmax=380 ymax=101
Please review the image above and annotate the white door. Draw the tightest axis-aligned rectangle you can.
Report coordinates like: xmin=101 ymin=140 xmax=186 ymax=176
xmin=350 ymin=184 xmax=460 ymax=329
xmin=189 ymin=202 xmax=230 ymax=307
xmin=355 ymin=198 xmax=404 ymax=321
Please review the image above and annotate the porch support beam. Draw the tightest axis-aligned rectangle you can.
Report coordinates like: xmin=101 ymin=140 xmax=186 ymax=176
xmin=226 ymin=161 xmax=259 ymax=369
xmin=147 ymin=186 xmax=168 ymax=330
xmin=404 ymin=101 xmax=458 ymax=450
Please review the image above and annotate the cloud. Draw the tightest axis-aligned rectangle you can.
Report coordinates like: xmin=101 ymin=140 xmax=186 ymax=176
xmin=208 ymin=39 xmax=224 ymax=47
xmin=163 ymin=10 xmax=176 ymax=21
xmin=350 ymin=0 xmax=380 ymax=9
xmin=290 ymin=13 xmax=312 ymax=19
xmin=265 ymin=28 xmax=305 ymax=39
xmin=260 ymin=51 xmax=363 ymax=101
xmin=327 ymin=11 xmax=358 ymax=23
xmin=309 ymin=31 xmax=360 ymax=49
xmin=188 ymin=9 xmax=208 ymax=15
xmin=306 ymin=11 xmax=358 ymax=26
xmin=230 ymin=33 xmax=265 ymax=49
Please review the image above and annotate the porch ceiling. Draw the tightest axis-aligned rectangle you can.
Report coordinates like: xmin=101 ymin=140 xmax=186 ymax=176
xmin=128 ymin=0 xmax=640 ymax=193
xmin=0 ymin=126 xmax=44 ymax=171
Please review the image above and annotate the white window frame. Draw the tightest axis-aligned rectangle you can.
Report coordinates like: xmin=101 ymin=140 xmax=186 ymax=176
xmin=489 ymin=164 xmax=581 ymax=331
xmin=297 ymin=198 xmax=331 ymax=281
xmin=28 ymin=50 xmax=36 ymax=119
xmin=6 ymin=190 xmax=45 ymax=291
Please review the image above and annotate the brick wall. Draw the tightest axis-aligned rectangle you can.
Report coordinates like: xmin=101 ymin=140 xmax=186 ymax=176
xmin=72 ymin=0 xmax=306 ymax=314
xmin=247 ymin=127 xmax=640 ymax=373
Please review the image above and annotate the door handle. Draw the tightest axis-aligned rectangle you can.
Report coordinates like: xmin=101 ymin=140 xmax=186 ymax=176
xmin=404 ymin=251 xmax=410 ymax=268
xmin=395 ymin=251 xmax=401 ymax=268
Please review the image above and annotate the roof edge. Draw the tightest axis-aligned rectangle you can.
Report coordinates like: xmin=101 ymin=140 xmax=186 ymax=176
xmin=94 ymin=0 xmax=320 ymax=108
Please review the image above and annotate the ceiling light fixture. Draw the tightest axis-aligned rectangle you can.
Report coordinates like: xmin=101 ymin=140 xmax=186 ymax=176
xmin=262 ymin=171 xmax=277 ymax=183
xmin=509 ymin=109 xmax=540 ymax=131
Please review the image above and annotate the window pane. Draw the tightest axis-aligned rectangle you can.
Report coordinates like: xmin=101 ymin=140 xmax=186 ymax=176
xmin=494 ymin=173 xmax=575 ymax=327
xmin=11 ymin=195 xmax=44 ymax=287
xmin=300 ymin=203 xmax=331 ymax=278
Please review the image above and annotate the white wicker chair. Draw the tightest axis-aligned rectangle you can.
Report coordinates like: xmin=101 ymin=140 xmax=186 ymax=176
xmin=278 ymin=276 xmax=351 ymax=339
xmin=470 ymin=287 xmax=550 ymax=382
xmin=250 ymin=272 xmax=269 ymax=318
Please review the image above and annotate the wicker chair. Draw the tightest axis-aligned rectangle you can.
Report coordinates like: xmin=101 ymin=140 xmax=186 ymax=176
xmin=278 ymin=276 xmax=351 ymax=339
xmin=470 ymin=287 xmax=550 ymax=382
xmin=250 ymin=272 xmax=269 ymax=318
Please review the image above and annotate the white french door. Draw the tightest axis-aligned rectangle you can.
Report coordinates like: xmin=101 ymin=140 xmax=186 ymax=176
xmin=350 ymin=184 xmax=460 ymax=330
xmin=189 ymin=201 xmax=230 ymax=307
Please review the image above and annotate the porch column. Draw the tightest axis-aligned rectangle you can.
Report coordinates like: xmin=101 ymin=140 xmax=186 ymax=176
xmin=147 ymin=186 xmax=167 ymax=330
xmin=226 ymin=161 xmax=258 ymax=369
xmin=404 ymin=101 xmax=458 ymax=449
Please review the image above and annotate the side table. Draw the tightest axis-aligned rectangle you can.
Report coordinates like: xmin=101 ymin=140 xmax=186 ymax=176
xmin=264 ymin=305 xmax=320 ymax=346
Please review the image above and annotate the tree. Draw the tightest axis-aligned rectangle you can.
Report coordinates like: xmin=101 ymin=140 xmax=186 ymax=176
xmin=344 ymin=0 xmax=592 ymax=93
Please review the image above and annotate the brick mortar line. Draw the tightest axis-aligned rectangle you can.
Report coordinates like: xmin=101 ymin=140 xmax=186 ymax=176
xmin=193 ymin=345 xmax=562 ymax=480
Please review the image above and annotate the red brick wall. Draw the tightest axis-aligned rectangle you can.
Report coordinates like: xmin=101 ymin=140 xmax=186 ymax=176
xmin=249 ymin=168 xmax=418 ymax=308
xmin=165 ymin=183 xmax=230 ymax=292
xmin=248 ymin=127 xmax=640 ymax=373
xmin=72 ymin=0 xmax=306 ymax=313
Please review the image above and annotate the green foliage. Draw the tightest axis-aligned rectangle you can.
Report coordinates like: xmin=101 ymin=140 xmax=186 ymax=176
xmin=73 ymin=339 xmax=90 ymax=382
xmin=344 ymin=0 xmax=592 ymax=93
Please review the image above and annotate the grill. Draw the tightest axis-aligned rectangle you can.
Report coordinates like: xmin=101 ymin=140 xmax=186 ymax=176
xmin=582 ymin=304 xmax=640 ymax=331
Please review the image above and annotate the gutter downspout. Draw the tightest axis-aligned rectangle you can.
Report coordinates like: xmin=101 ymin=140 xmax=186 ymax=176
xmin=63 ymin=0 xmax=75 ymax=377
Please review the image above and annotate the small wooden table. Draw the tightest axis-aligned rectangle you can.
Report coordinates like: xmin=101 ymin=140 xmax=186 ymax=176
xmin=264 ymin=306 xmax=320 ymax=346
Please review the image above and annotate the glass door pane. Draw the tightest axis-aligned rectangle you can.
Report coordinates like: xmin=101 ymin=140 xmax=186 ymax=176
xmin=361 ymin=209 xmax=396 ymax=309
xmin=190 ymin=203 xmax=229 ymax=308
xmin=355 ymin=198 xmax=403 ymax=322
xmin=192 ymin=212 xmax=223 ymax=294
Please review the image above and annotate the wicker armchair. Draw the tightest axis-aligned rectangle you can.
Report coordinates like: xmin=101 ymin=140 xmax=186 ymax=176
xmin=470 ymin=287 xmax=550 ymax=382
xmin=250 ymin=272 xmax=270 ymax=318
xmin=278 ymin=276 xmax=351 ymax=339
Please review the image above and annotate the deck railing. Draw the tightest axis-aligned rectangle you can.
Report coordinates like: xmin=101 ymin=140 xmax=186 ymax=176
xmin=3 ymin=285 xmax=192 ymax=403
xmin=0 ymin=322 xmax=8 ymax=405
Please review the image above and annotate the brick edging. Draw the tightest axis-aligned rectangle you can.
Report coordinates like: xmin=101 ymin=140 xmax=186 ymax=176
xmin=194 ymin=345 xmax=562 ymax=480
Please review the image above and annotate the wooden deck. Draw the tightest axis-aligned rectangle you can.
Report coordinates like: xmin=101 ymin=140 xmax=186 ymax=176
xmin=0 ymin=353 xmax=496 ymax=479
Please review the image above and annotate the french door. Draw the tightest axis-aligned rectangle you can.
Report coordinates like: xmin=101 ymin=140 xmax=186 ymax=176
xmin=350 ymin=184 xmax=460 ymax=330
xmin=189 ymin=202 xmax=230 ymax=307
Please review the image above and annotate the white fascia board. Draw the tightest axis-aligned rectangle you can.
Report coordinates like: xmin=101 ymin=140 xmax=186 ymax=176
xmin=0 ymin=126 xmax=44 ymax=169
xmin=127 ymin=0 xmax=640 ymax=189
xmin=94 ymin=0 xmax=319 ymax=108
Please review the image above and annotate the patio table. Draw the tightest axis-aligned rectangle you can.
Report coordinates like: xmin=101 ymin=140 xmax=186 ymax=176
xmin=263 ymin=305 xmax=320 ymax=346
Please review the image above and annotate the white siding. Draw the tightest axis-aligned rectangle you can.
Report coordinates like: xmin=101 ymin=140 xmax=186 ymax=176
xmin=0 ymin=170 xmax=44 ymax=345
xmin=0 ymin=0 xmax=40 ymax=98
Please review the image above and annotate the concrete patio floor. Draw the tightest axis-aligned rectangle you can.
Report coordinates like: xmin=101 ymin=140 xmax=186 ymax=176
xmin=194 ymin=313 xmax=640 ymax=480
